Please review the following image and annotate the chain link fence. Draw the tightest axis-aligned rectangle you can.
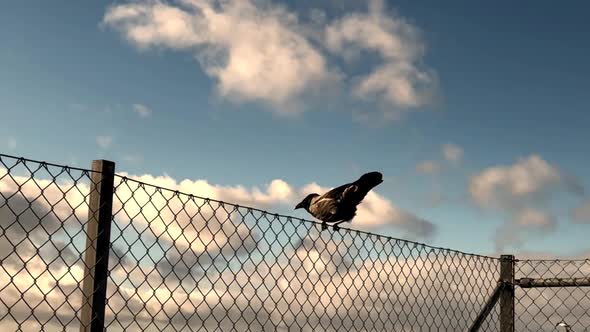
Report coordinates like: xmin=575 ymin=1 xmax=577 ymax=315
xmin=0 ymin=154 xmax=104 ymax=331
xmin=0 ymin=153 xmax=588 ymax=331
xmin=515 ymin=259 xmax=590 ymax=331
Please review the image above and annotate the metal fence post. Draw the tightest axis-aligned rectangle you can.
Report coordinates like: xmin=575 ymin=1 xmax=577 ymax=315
xmin=500 ymin=254 xmax=515 ymax=332
xmin=80 ymin=160 xmax=115 ymax=332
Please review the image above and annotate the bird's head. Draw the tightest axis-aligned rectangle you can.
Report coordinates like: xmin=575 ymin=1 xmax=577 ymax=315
xmin=295 ymin=193 xmax=319 ymax=210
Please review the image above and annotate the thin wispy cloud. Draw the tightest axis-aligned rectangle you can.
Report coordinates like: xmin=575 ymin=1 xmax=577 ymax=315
xmin=69 ymin=103 xmax=89 ymax=112
xmin=415 ymin=143 xmax=463 ymax=175
xmin=96 ymin=135 xmax=113 ymax=149
xmin=122 ymin=154 xmax=143 ymax=164
xmin=416 ymin=160 xmax=440 ymax=175
xmin=133 ymin=103 xmax=152 ymax=118
xmin=572 ymin=200 xmax=590 ymax=224
xmin=442 ymin=143 xmax=463 ymax=164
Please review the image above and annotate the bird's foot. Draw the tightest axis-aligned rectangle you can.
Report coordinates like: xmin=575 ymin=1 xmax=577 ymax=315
xmin=333 ymin=224 xmax=341 ymax=232
xmin=321 ymin=222 xmax=328 ymax=231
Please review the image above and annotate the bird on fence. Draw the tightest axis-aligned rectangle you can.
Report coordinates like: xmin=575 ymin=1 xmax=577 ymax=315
xmin=295 ymin=171 xmax=383 ymax=231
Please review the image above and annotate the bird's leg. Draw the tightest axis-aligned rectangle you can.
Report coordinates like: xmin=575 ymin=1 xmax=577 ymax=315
xmin=332 ymin=220 xmax=347 ymax=232
xmin=321 ymin=221 xmax=328 ymax=231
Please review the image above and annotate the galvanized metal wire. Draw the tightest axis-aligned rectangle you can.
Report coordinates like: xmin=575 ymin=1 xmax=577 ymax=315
xmin=515 ymin=259 xmax=590 ymax=331
xmin=105 ymin=175 xmax=501 ymax=332
xmin=0 ymin=154 xmax=100 ymax=331
xmin=0 ymin=153 xmax=588 ymax=331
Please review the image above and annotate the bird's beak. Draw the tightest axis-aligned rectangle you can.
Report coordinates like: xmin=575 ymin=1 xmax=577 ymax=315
xmin=295 ymin=202 xmax=303 ymax=210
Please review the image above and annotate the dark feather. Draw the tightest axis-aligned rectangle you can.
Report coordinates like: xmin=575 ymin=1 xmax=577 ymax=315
xmin=299 ymin=172 xmax=383 ymax=229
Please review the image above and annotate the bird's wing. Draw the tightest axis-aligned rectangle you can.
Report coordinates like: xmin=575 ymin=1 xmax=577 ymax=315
xmin=341 ymin=184 xmax=359 ymax=202
xmin=321 ymin=183 xmax=354 ymax=201
xmin=309 ymin=197 xmax=341 ymax=223
xmin=341 ymin=172 xmax=383 ymax=205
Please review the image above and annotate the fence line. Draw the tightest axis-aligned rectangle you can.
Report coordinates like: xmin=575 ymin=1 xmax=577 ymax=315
xmin=0 ymin=153 xmax=588 ymax=331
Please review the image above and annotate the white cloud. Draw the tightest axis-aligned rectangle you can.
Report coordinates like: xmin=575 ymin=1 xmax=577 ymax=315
xmin=103 ymin=0 xmax=337 ymax=113
xmin=0 ymin=165 xmax=433 ymax=259
xmin=0 ymin=231 xmax=499 ymax=331
xmin=324 ymin=0 xmax=438 ymax=110
xmin=469 ymin=155 xmax=584 ymax=251
xmin=494 ymin=208 xmax=557 ymax=252
xmin=0 ymin=165 xmax=438 ymax=331
xmin=415 ymin=160 xmax=440 ymax=175
xmin=572 ymin=200 xmax=590 ymax=224
xmin=122 ymin=154 xmax=143 ymax=164
xmin=0 ymin=175 xmax=483 ymax=332
xmin=117 ymin=173 xmax=434 ymax=238
xmin=103 ymin=0 xmax=438 ymax=118
xmin=469 ymin=155 xmax=568 ymax=210
xmin=2 ymin=165 xmax=589 ymax=331
xmin=442 ymin=143 xmax=463 ymax=164
xmin=132 ymin=103 xmax=152 ymax=117
xmin=415 ymin=143 xmax=462 ymax=176
xmin=96 ymin=136 xmax=113 ymax=149
xmin=300 ymin=181 xmax=435 ymax=238
xmin=511 ymin=207 xmax=556 ymax=230
xmin=96 ymin=135 xmax=113 ymax=149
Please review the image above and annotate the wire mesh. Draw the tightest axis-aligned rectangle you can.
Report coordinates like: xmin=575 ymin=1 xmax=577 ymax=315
xmin=515 ymin=259 xmax=590 ymax=331
xmin=107 ymin=175 xmax=501 ymax=331
xmin=0 ymin=154 xmax=104 ymax=332
xmin=4 ymin=153 xmax=587 ymax=331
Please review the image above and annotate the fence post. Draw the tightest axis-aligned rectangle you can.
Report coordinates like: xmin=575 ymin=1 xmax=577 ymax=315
xmin=500 ymin=254 xmax=515 ymax=332
xmin=80 ymin=160 xmax=115 ymax=332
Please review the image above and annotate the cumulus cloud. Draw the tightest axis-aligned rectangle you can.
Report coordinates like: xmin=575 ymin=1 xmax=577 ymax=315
xmin=511 ymin=207 xmax=556 ymax=230
xmin=0 ymin=164 xmax=433 ymax=272
xmin=415 ymin=143 xmax=462 ymax=176
xmin=442 ymin=143 xmax=463 ymax=164
xmin=571 ymin=200 xmax=590 ymax=224
xmin=2 ymin=163 xmax=588 ymax=332
xmin=132 ymin=103 xmax=152 ymax=117
xmin=103 ymin=0 xmax=337 ymax=113
xmin=495 ymin=208 xmax=556 ymax=252
xmin=469 ymin=155 xmax=583 ymax=250
xmin=111 ymin=172 xmax=433 ymax=239
xmin=324 ymin=0 xmax=438 ymax=111
xmin=0 ymin=162 xmax=438 ymax=331
xmin=415 ymin=160 xmax=440 ymax=175
xmin=300 ymin=181 xmax=435 ymax=239
xmin=96 ymin=135 xmax=113 ymax=149
xmin=0 ymin=192 xmax=494 ymax=332
xmin=469 ymin=155 xmax=578 ymax=210
xmin=103 ymin=0 xmax=437 ymax=118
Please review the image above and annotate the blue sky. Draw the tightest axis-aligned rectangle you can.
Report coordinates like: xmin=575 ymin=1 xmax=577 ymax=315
xmin=2 ymin=0 xmax=590 ymax=257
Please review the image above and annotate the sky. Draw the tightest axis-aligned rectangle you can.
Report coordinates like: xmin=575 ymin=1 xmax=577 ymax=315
xmin=2 ymin=0 xmax=590 ymax=257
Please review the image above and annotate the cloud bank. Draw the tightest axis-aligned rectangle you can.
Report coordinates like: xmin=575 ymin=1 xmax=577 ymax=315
xmin=1 ymin=162 xmax=587 ymax=331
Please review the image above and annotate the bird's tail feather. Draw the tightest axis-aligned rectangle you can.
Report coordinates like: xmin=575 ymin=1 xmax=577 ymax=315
xmin=355 ymin=171 xmax=383 ymax=191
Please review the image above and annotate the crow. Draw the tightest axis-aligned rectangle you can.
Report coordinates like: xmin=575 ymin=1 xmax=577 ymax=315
xmin=295 ymin=172 xmax=383 ymax=231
